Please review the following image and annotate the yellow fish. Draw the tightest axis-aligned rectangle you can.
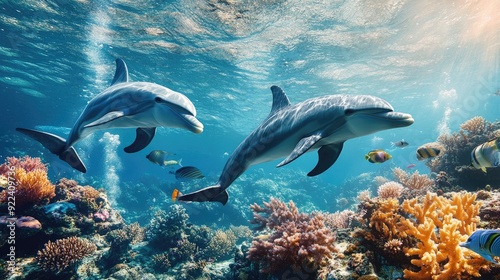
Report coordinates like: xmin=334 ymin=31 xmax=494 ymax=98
xmin=365 ymin=149 xmax=391 ymax=163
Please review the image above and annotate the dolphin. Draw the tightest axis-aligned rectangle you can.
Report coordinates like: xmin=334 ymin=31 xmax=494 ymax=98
xmin=173 ymin=85 xmax=414 ymax=205
xmin=17 ymin=58 xmax=203 ymax=173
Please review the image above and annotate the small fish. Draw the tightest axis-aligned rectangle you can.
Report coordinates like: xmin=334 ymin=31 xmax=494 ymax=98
xmin=460 ymin=229 xmax=500 ymax=263
xmin=416 ymin=147 xmax=441 ymax=160
xmin=365 ymin=149 xmax=392 ymax=163
xmin=170 ymin=166 xmax=205 ymax=180
xmin=471 ymin=138 xmax=500 ymax=173
xmin=391 ymin=139 xmax=409 ymax=148
xmin=146 ymin=150 xmax=173 ymax=166
xmin=406 ymin=163 xmax=416 ymax=169
xmin=164 ymin=159 xmax=182 ymax=167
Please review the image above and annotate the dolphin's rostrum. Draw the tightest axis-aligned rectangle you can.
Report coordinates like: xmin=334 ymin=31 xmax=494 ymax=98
xmin=173 ymin=86 xmax=414 ymax=205
xmin=17 ymin=59 xmax=203 ymax=173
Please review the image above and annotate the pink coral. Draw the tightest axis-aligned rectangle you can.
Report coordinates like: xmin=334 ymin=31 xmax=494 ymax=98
xmin=377 ymin=181 xmax=404 ymax=199
xmin=247 ymin=198 xmax=336 ymax=274
xmin=0 ymin=156 xmax=47 ymax=175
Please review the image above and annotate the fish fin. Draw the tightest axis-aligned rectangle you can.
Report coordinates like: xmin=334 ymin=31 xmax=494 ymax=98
xmin=124 ymin=127 xmax=156 ymax=153
xmin=178 ymin=158 xmax=183 ymax=167
xmin=308 ymin=142 xmax=344 ymax=176
xmin=365 ymin=154 xmax=370 ymax=160
xmin=277 ymin=134 xmax=322 ymax=167
xmin=480 ymin=253 xmax=498 ymax=264
xmin=110 ymin=58 xmax=129 ymax=85
xmin=16 ymin=128 xmax=87 ymax=173
xmin=176 ymin=185 xmax=228 ymax=205
xmin=268 ymin=86 xmax=291 ymax=117
xmin=84 ymin=111 xmax=125 ymax=128
xmin=482 ymin=167 xmax=487 ymax=173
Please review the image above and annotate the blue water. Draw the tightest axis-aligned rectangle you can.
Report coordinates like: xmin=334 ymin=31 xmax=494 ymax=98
xmin=1 ymin=0 xmax=500 ymax=221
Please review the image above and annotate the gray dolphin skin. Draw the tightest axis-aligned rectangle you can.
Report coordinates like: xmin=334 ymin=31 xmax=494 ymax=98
xmin=17 ymin=59 xmax=203 ymax=173
xmin=174 ymin=85 xmax=414 ymax=205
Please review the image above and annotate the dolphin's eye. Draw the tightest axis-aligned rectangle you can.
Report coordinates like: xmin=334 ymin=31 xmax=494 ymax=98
xmin=467 ymin=237 xmax=471 ymax=242
xmin=154 ymin=97 xmax=162 ymax=103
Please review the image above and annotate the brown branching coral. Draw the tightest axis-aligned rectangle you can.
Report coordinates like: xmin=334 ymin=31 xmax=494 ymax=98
xmin=393 ymin=167 xmax=433 ymax=198
xmin=204 ymin=229 xmax=236 ymax=260
xmin=36 ymin=236 xmax=96 ymax=272
xmin=0 ymin=168 xmax=55 ymax=209
xmin=247 ymin=198 xmax=336 ymax=275
xmin=460 ymin=116 xmax=487 ymax=136
xmin=368 ymin=198 xmax=407 ymax=240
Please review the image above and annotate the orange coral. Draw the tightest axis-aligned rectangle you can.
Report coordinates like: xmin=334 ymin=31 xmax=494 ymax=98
xmin=369 ymin=198 xmax=407 ymax=240
xmin=401 ymin=192 xmax=489 ymax=279
xmin=0 ymin=168 xmax=55 ymax=208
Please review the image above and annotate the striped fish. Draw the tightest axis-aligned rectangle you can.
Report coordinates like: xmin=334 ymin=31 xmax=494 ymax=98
xmin=172 ymin=166 xmax=205 ymax=180
xmin=471 ymin=138 xmax=500 ymax=173
xmin=460 ymin=229 xmax=500 ymax=263
xmin=416 ymin=147 xmax=440 ymax=160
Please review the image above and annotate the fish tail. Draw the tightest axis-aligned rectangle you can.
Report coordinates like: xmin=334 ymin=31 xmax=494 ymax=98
xmin=16 ymin=128 xmax=86 ymax=173
xmin=364 ymin=154 xmax=370 ymax=160
xmin=178 ymin=158 xmax=183 ymax=167
xmin=172 ymin=189 xmax=182 ymax=202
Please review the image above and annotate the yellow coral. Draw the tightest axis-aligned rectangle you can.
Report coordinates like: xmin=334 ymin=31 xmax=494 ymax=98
xmin=0 ymin=168 xmax=55 ymax=208
xmin=401 ymin=192 xmax=489 ymax=279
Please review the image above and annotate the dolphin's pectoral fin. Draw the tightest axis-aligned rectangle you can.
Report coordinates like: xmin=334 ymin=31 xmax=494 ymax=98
xmin=16 ymin=128 xmax=87 ymax=173
xmin=124 ymin=127 xmax=156 ymax=153
xmin=84 ymin=111 xmax=125 ymax=128
xmin=177 ymin=185 xmax=229 ymax=205
xmin=308 ymin=142 xmax=344 ymax=176
xmin=277 ymin=134 xmax=322 ymax=167
xmin=110 ymin=58 xmax=129 ymax=85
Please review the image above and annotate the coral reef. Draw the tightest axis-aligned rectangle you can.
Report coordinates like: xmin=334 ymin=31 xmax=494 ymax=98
xmin=430 ymin=116 xmax=500 ymax=189
xmin=401 ymin=192 xmax=489 ymax=279
xmin=0 ymin=156 xmax=47 ymax=175
xmin=146 ymin=205 xmax=189 ymax=250
xmin=392 ymin=167 xmax=434 ymax=198
xmin=204 ymin=229 xmax=237 ymax=260
xmin=0 ymin=168 xmax=55 ymax=209
xmin=377 ymin=181 xmax=404 ymax=200
xmin=36 ymin=236 xmax=96 ymax=272
xmin=247 ymin=198 xmax=336 ymax=277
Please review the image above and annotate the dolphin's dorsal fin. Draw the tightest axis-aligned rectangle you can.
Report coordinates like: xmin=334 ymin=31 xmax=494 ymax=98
xmin=269 ymin=86 xmax=291 ymax=116
xmin=111 ymin=58 xmax=129 ymax=85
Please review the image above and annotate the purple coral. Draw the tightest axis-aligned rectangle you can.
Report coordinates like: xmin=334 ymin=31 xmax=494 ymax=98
xmin=247 ymin=198 xmax=336 ymax=275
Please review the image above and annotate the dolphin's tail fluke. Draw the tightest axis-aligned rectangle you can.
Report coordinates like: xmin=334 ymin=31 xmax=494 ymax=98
xmin=16 ymin=128 xmax=87 ymax=173
xmin=172 ymin=185 xmax=228 ymax=205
